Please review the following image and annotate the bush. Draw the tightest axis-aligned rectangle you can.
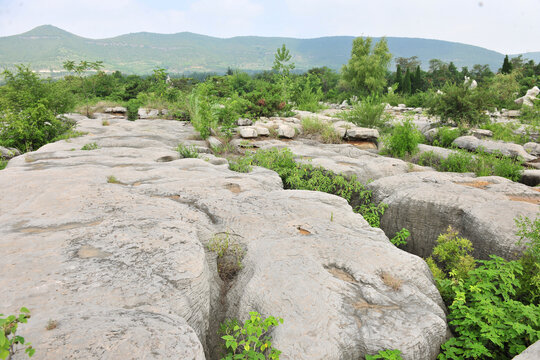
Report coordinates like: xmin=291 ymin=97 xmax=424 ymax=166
xmin=432 ymin=126 xmax=463 ymax=148
xmin=126 ymin=99 xmax=140 ymax=121
xmin=301 ymin=117 xmax=342 ymax=144
xmin=427 ymin=83 xmax=493 ymax=126
xmin=220 ymin=312 xmax=283 ymax=360
xmin=365 ymin=349 xmax=403 ymax=360
xmin=515 ymin=216 xmax=540 ymax=303
xmin=177 ymin=144 xmax=199 ymax=158
xmin=1 ymin=307 xmax=35 ymax=359
xmin=439 ymin=151 xmax=474 ymax=173
xmin=384 ymin=119 xmax=423 ymax=158
xmin=339 ymin=95 xmax=386 ymax=128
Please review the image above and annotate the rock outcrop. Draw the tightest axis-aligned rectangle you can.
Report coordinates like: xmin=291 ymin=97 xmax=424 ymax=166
xmin=1 ymin=114 xmax=448 ymax=359
xmin=452 ymin=135 xmax=536 ymax=162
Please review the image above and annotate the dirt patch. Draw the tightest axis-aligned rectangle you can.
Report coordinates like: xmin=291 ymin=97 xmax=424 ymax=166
xmin=454 ymin=181 xmax=492 ymax=189
xmin=224 ymin=183 xmax=242 ymax=194
xmin=325 ymin=265 xmax=356 ymax=283
xmin=77 ymin=245 xmax=112 ymax=259
xmin=347 ymin=140 xmax=377 ymax=150
xmin=507 ymin=195 xmax=540 ymax=205
xmin=380 ymin=271 xmax=403 ymax=291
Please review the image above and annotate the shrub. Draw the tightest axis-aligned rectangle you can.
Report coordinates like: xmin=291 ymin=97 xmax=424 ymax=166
xmin=177 ymin=144 xmax=199 ymax=158
xmin=228 ymin=156 xmax=253 ymax=173
xmin=515 ymin=216 xmax=540 ymax=303
xmin=291 ymin=74 xmax=324 ymax=113
xmin=1 ymin=307 xmax=35 ymax=359
xmin=0 ymin=158 xmax=6 ymax=170
xmin=390 ymin=228 xmax=410 ymax=247
xmin=208 ymin=232 xmax=245 ymax=281
xmin=417 ymin=150 xmax=442 ymax=168
xmin=126 ymin=99 xmax=139 ymax=121
xmin=479 ymin=122 xmax=531 ymax=144
xmin=432 ymin=126 xmax=463 ymax=148
xmin=439 ymin=151 xmax=474 ymax=173
xmin=220 ymin=312 xmax=283 ymax=360
xmin=338 ymin=95 xmax=386 ymax=128
xmin=384 ymin=119 xmax=423 ymax=158
xmin=187 ymin=91 xmax=215 ymax=139
xmin=427 ymin=82 xmax=493 ymax=126
xmin=301 ymin=117 xmax=342 ymax=144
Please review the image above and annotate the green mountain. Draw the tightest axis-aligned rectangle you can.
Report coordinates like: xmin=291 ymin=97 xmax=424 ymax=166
xmin=0 ymin=25 xmax=536 ymax=75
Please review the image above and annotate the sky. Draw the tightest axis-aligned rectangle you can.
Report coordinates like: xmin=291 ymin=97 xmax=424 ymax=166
xmin=0 ymin=0 xmax=538 ymax=54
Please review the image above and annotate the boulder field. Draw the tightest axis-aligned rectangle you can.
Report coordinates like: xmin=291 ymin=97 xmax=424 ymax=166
xmin=1 ymin=114 xmax=449 ymax=359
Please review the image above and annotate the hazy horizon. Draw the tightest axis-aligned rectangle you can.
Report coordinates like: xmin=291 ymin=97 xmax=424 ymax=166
xmin=0 ymin=0 xmax=539 ymax=55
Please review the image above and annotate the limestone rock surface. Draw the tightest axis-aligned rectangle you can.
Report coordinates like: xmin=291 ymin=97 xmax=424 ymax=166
xmin=452 ymin=135 xmax=536 ymax=162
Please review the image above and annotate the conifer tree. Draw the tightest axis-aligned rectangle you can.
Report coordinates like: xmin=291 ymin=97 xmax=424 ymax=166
xmin=501 ymin=55 xmax=513 ymax=74
xmin=402 ymin=68 xmax=412 ymax=94
xmin=412 ymin=65 xmax=422 ymax=93
xmin=395 ymin=64 xmax=402 ymax=92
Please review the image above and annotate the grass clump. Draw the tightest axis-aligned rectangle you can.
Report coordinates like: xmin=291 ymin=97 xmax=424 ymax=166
xmin=177 ymin=144 xmax=199 ymax=158
xmin=366 ymin=349 xmax=403 ymax=360
xmin=207 ymin=232 xmax=244 ymax=281
xmin=81 ymin=142 xmax=99 ymax=150
xmin=228 ymin=156 xmax=253 ymax=173
xmin=301 ymin=117 xmax=342 ymax=144
xmin=107 ymin=175 xmax=120 ymax=184
xmin=338 ymin=95 xmax=386 ymax=129
xmin=0 ymin=158 xmax=7 ymax=170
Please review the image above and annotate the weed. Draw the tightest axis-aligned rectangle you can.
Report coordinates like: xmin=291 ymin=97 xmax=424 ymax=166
xmin=220 ymin=312 xmax=283 ymax=359
xmin=338 ymin=95 xmax=386 ymax=128
xmin=228 ymin=156 xmax=253 ymax=173
xmin=0 ymin=158 xmax=6 ymax=170
xmin=301 ymin=117 xmax=342 ymax=144
xmin=432 ymin=126 xmax=463 ymax=147
xmin=107 ymin=175 xmax=120 ymax=184
xmin=126 ymin=99 xmax=139 ymax=121
xmin=45 ymin=320 xmax=57 ymax=331
xmin=366 ymin=349 xmax=403 ymax=360
xmin=81 ymin=142 xmax=99 ymax=151
xmin=384 ymin=119 xmax=423 ymax=158
xmin=0 ymin=307 xmax=35 ymax=359
xmin=207 ymin=232 xmax=245 ymax=281
xmin=380 ymin=272 xmax=403 ymax=291
xmin=177 ymin=144 xmax=199 ymax=158
xmin=102 ymin=119 xmax=110 ymax=126
xmin=390 ymin=228 xmax=410 ymax=247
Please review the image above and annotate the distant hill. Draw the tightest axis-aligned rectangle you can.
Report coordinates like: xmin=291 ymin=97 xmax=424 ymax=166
xmin=0 ymin=25 xmax=537 ymax=75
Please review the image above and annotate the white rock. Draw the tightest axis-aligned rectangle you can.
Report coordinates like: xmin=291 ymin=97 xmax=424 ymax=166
xmin=237 ymin=118 xmax=253 ymax=126
xmin=207 ymin=136 xmax=223 ymax=148
xmin=278 ymin=124 xmax=296 ymax=138
xmin=138 ymin=108 xmax=160 ymax=119
xmin=239 ymin=127 xmax=258 ymax=138
xmin=524 ymin=142 xmax=540 ymax=156
xmin=104 ymin=106 xmax=127 ymax=114
xmin=346 ymin=127 xmax=379 ymax=140
xmin=452 ymin=136 xmax=535 ymax=162
xmin=254 ymin=126 xmax=270 ymax=136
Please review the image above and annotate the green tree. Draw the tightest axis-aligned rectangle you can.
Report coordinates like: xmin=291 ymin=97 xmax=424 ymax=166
xmin=341 ymin=37 xmax=392 ymax=96
xmin=395 ymin=64 xmax=402 ymax=92
xmin=402 ymin=68 xmax=412 ymax=94
xmin=272 ymin=44 xmax=295 ymax=103
xmin=501 ymin=55 xmax=513 ymax=74
xmin=412 ymin=65 xmax=423 ymax=92
xmin=63 ymin=60 xmax=104 ymax=117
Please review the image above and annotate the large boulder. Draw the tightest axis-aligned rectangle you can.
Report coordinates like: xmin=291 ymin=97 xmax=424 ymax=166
xmin=1 ymin=115 xmax=448 ymax=360
xmin=368 ymin=172 xmax=539 ymax=260
xmin=515 ymin=86 xmax=539 ymax=107
xmin=452 ymin=135 xmax=536 ymax=162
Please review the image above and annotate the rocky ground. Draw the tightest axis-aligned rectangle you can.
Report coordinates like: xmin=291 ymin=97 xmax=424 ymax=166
xmin=1 ymin=110 xmax=538 ymax=359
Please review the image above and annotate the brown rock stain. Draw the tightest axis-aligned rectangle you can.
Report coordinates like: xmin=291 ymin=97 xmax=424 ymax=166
xmin=78 ymin=245 xmax=112 ymax=259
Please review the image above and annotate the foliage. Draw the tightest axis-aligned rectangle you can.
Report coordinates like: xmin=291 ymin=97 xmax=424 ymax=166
xmin=384 ymin=119 xmax=423 ymax=158
xmin=486 ymin=72 xmax=521 ymax=109
xmin=81 ymin=142 xmax=99 ymax=150
xmin=501 ymin=55 xmax=513 ymax=75
xmin=107 ymin=175 xmax=120 ymax=184
xmin=341 ymin=37 xmax=392 ymax=96
xmin=273 ymin=44 xmax=295 ymax=103
xmin=63 ymin=60 xmax=104 ymax=117
xmin=390 ymin=228 xmax=410 ymax=247
xmin=338 ymin=95 xmax=386 ymax=129
xmin=0 ymin=65 xmax=75 ymax=152
xmin=431 ymin=126 xmax=463 ymax=148
xmin=514 ymin=216 xmax=540 ymax=303
xmin=427 ymin=82 xmax=493 ymax=126
xmin=228 ymin=156 xmax=253 ymax=173
xmin=126 ymin=99 xmax=140 ymax=121
xmin=365 ymin=349 xmax=403 ymax=360
xmin=437 ymin=257 xmax=539 ymax=359
xmin=0 ymin=307 xmax=35 ymax=359
xmin=220 ymin=312 xmax=283 ymax=360
xmin=479 ymin=122 xmax=531 ymax=145
xmin=290 ymin=74 xmax=324 ymax=112
xmin=301 ymin=117 xmax=342 ymax=144
xmin=177 ymin=144 xmax=199 ymax=158
xmin=0 ymin=158 xmax=6 ymax=170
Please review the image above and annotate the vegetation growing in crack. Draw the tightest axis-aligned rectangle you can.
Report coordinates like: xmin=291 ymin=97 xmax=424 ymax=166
xmin=208 ymin=232 xmax=245 ymax=281
xmin=1 ymin=307 xmax=35 ymax=359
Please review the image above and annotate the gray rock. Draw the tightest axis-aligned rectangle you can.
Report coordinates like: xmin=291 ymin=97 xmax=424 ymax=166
xmin=502 ymin=109 xmax=521 ymax=118
xmin=254 ymin=126 xmax=270 ymax=136
xmin=278 ymin=124 xmax=296 ymax=138
xmin=1 ymin=116 xmax=449 ymax=359
xmin=452 ymin=136 xmax=536 ymax=162
xmin=515 ymin=86 xmax=539 ymax=107
xmin=237 ymin=118 xmax=253 ymax=126
xmin=239 ymin=127 xmax=258 ymax=138
xmin=524 ymin=142 xmax=540 ymax=156
xmin=138 ymin=108 xmax=160 ymax=119
xmin=520 ymin=169 xmax=540 ymax=186
xmin=368 ymin=172 xmax=539 ymax=260
xmin=416 ymin=144 xmax=458 ymax=160
xmin=470 ymin=129 xmax=493 ymax=139
xmin=346 ymin=127 xmax=379 ymax=140
xmin=104 ymin=106 xmax=127 ymax=114
xmin=207 ymin=136 xmax=223 ymax=149
xmin=0 ymin=146 xmax=20 ymax=159
xmin=513 ymin=340 xmax=540 ymax=359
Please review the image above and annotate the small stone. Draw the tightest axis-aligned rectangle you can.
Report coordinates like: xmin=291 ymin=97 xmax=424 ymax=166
xmin=277 ymin=124 xmax=296 ymax=138
xmin=346 ymin=127 xmax=379 ymax=140
xmin=207 ymin=136 xmax=222 ymax=148
xmin=470 ymin=129 xmax=493 ymax=139
xmin=237 ymin=118 xmax=253 ymax=126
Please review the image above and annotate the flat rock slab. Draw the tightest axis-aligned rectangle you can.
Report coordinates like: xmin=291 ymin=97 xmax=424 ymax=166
xmin=1 ymin=115 xmax=448 ymax=360
xmin=368 ymin=172 xmax=539 ymax=259
xmin=453 ymin=135 xmax=536 ymax=162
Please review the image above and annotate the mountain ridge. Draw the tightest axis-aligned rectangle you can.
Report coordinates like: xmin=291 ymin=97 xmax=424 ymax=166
xmin=1 ymin=25 xmax=539 ymax=75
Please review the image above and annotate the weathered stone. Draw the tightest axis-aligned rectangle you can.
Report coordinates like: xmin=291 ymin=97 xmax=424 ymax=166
xmin=138 ymin=108 xmax=160 ymax=119
xmin=254 ymin=126 xmax=270 ymax=136
xmin=470 ymin=129 xmax=493 ymax=139
xmin=278 ymin=124 xmax=296 ymax=138
xmin=207 ymin=136 xmax=223 ymax=149
xmin=520 ymin=169 xmax=540 ymax=186
xmin=0 ymin=146 xmax=21 ymax=159
xmin=239 ymin=127 xmax=258 ymax=138
xmin=346 ymin=127 xmax=379 ymax=140
xmin=237 ymin=118 xmax=253 ymax=126
xmin=368 ymin=172 xmax=539 ymax=260
xmin=524 ymin=142 xmax=540 ymax=156
xmin=515 ymin=86 xmax=539 ymax=107
xmin=104 ymin=106 xmax=127 ymax=114
xmin=513 ymin=340 xmax=540 ymax=359
xmin=332 ymin=121 xmax=352 ymax=138
xmin=502 ymin=109 xmax=521 ymax=118
xmin=416 ymin=144 xmax=458 ymax=160
xmin=1 ymin=115 xmax=449 ymax=360
xmin=452 ymin=136 xmax=536 ymax=162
